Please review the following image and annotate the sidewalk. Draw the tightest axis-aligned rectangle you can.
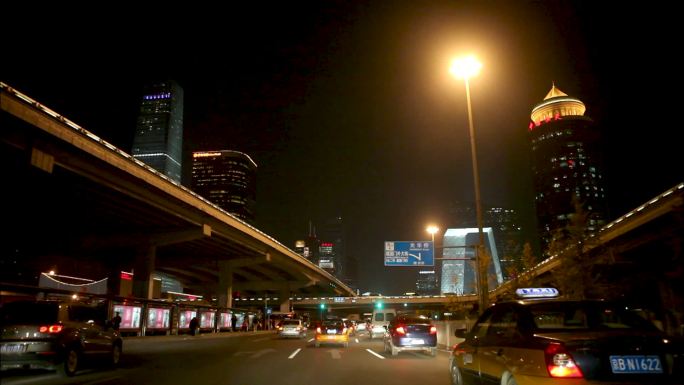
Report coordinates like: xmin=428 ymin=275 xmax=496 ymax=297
xmin=122 ymin=329 xmax=276 ymax=342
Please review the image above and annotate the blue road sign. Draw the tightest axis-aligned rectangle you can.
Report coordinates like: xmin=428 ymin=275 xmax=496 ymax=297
xmin=384 ymin=241 xmax=434 ymax=266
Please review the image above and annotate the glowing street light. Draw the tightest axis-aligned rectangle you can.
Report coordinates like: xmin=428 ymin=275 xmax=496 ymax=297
xmin=450 ymin=55 xmax=488 ymax=314
xmin=426 ymin=225 xmax=440 ymax=243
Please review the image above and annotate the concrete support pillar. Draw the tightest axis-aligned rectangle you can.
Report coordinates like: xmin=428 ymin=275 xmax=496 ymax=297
xmin=218 ymin=261 xmax=234 ymax=309
xmin=133 ymin=244 xmax=156 ymax=299
xmin=279 ymin=288 xmax=291 ymax=313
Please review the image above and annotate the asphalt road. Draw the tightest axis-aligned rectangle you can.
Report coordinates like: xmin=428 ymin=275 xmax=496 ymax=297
xmin=0 ymin=331 xmax=452 ymax=385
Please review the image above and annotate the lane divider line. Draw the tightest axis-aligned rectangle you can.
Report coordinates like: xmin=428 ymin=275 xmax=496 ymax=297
xmin=366 ymin=349 xmax=385 ymax=360
xmin=355 ymin=338 xmax=359 ymax=343
xmin=288 ymin=348 xmax=302 ymax=359
xmin=307 ymin=338 xmax=315 ymax=342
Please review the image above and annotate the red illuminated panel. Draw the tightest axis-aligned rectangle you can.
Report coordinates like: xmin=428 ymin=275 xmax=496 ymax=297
xmin=120 ymin=271 xmax=133 ymax=280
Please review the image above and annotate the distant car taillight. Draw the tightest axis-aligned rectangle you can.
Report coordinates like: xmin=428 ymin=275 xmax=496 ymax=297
xmin=545 ymin=342 xmax=583 ymax=378
xmin=429 ymin=326 xmax=437 ymax=334
xmin=39 ymin=325 xmax=63 ymax=333
xmin=395 ymin=326 xmax=406 ymax=335
xmin=316 ymin=327 xmax=322 ymax=333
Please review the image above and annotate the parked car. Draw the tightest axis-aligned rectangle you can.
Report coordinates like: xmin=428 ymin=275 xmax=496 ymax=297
xmin=277 ymin=318 xmax=307 ymax=338
xmin=383 ymin=314 xmax=437 ymax=356
xmin=449 ymin=288 xmax=684 ymax=385
xmin=314 ymin=320 xmax=350 ymax=348
xmin=0 ymin=300 xmax=123 ymax=376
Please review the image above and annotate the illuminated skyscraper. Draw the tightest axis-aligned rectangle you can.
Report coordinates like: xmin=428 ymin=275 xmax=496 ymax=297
xmin=132 ymin=80 xmax=184 ymax=183
xmin=416 ymin=270 xmax=439 ymax=295
xmin=528 ymin=84 xmax=607 ymax=255
xmin=191 ymin=150 xmax=257 ymax=223
xmin=440 ymin=227 xmax=503 ymax=295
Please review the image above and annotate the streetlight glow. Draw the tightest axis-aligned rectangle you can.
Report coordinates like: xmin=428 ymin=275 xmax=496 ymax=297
xmin=426 ymin=225 xmax=439 ymax=243
xmin=451 ymin=55 xmax=488 ymax=315
xmin=449 ymin=56 xmax=482 ymax=80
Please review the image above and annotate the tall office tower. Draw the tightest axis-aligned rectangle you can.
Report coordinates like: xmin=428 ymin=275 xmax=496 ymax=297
xmin=190 ymin=150 xmax=257 ymax=223
xmin=440 ymin=227 xmax=504 ymax=295
xmin=416 ymin=270 xmax=439 ymax=295
xmin=529 ymin=84 xmax=607 ymax=255
xmin=485 ymin=208 xmax=523 ymax=279
xmin=132 ymin=80 xmax=184 ymax=183
xmin=320 ymin=216 xmax=353 ymax=282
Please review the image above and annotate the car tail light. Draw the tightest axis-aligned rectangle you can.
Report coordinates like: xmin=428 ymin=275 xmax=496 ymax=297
xmin=39 ymin=325 xmax=63 ymax=333
xmin=545 ymin=342 xmax=583 ymax=378
xmin=429 ymin=326 xmax=437 ymax=334
xmin=395 ymin=326 xmax=406 ymax=335
xmin=343 ymin=327 xmax=348 ymax=334
xmin=296 ymin=326 xmax=301 ymax=331
xmin=316 ymin=327 xmax=322 ymax=333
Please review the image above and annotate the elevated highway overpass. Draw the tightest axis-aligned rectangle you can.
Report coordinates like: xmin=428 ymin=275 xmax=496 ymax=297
xmin=0 ymin=82 xmax=355 ymax=312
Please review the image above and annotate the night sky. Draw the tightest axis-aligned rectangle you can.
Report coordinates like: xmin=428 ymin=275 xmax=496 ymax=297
xmin=4 ymin=1 xmax=682 ymax=294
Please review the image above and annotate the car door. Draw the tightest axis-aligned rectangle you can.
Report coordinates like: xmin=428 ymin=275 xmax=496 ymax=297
xmin=69 ymin=305 xmax=111 ymax=355
xmin=454 ymin=308 xmax=495 ymax=385
xmin=476 ymin=305 xmax=521 ymax=385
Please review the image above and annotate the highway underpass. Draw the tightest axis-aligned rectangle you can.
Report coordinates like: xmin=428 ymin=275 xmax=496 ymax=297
xmin=1 ymin=82 xmax=355 ymax=312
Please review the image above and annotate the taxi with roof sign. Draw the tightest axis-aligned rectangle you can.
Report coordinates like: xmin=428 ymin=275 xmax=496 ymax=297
xmin=449 ymin=288 xmax=683 ymax=385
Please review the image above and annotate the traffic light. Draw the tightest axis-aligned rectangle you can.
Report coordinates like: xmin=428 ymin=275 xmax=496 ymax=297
xmin=319 ymin=303 xmax=325 ymax=310
xmin=375 ymin=302 xmax=383 ymax=309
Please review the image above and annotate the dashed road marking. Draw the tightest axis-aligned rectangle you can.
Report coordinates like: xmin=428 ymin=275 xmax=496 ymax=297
xmin=288 ymin=348 xmax=302 ymax=359
xmin=366 ymin=349 xmax=385 ymax=359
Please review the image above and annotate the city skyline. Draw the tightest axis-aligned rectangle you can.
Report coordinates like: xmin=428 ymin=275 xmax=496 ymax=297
xmin=4 ymin=1 xmax=682 ymax=294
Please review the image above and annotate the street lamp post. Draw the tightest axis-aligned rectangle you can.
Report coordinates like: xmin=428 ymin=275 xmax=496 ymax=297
xmin=450 ymin=56 xmax=488 ymax=314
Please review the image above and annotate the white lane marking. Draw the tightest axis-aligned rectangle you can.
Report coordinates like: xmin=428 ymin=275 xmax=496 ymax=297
xmin=308 ymin=338 xmax=315 ymax=342
xmin=366 ymin=348 xmax=385 ymax=359
xmin=288 ymin=348 xmax=302 ymax=359
xmin=252 ymin=337 xmax=269 ymax=342
xmin=355 ymin=338 xmax=359 ymax=343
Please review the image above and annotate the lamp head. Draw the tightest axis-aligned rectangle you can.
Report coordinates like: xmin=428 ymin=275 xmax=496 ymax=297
xmin=450 ymin=55 xmax=482 ymax=80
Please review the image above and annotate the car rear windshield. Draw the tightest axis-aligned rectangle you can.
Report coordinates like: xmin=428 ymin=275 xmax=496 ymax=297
xmin=1 ymin=301 xmax=59 ymax=324
xmin=283 ymin=320 xmax=300 ymax=326
xmin=529 ymin=302 xmax=658 ymax=331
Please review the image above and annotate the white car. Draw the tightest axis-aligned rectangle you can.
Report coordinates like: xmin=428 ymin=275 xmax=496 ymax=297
xmin=277 ymin=319 xmax=306 ymax=338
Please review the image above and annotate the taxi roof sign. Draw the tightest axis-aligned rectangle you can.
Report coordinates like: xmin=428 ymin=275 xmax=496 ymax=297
xmin=515 ymin=287 xmax=559 ymax=298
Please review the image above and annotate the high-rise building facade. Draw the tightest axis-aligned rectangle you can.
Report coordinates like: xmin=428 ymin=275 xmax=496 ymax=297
xmin=528 ymin=85 xmax=607 ymax=255
xmin=132 ymin=80 xmax=184 ymax=183
xmin=191 ymin=150 xmax=257 ymax=223
xmin=485 ymin=207 xmax=523 ymax=279
xmin=416 ymin=270 xmax=439 ymax=295
xmin=440 ymin=227 xmax=503 ymax=295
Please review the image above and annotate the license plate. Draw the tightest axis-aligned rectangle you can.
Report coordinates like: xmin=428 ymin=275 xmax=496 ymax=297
xmin=1 ymin=344 xmax=27 ymax=354
xmin=404 ymin=338 xmax=424 ymax=345
xmin=327 ymin=329 xmax=337 ymax=334
xmin=610 ymin=355 xmax=663 ymax=373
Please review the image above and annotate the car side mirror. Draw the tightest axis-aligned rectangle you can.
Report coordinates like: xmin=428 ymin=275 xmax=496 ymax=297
xmin=454 ymin=328 xmax=468 ymax=338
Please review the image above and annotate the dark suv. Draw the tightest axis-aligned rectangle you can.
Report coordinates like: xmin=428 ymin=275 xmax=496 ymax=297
xmin=383 ymin=314 xmax=437 ymax=356
xmin=1 ymin=300 xmax=123 ymax=376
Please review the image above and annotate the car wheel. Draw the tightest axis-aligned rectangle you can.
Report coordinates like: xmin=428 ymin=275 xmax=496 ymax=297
xmin=429 ymin=347 xmax=436 ymax=357
xmin=343 ymin=342 xmax=349 ymax=348
xmin=450 ymin=361 xmax=464 ymax=385
xmin=61 ymin=347 xmax=79 ymax=377
xmin=505 ymin=375 xmax=518 ymax=385
xmin=111 ymin=343 xmax=122 ymax=367
xmin=384 ymin=340 xmax=389 ymax=353
xmin=369 ymin=332 xmax=373 ymax=339
xmin=390 ymin=341 xmax=398 ymax=356
xmin=315 ymin=342 xmax=320 ymax=348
